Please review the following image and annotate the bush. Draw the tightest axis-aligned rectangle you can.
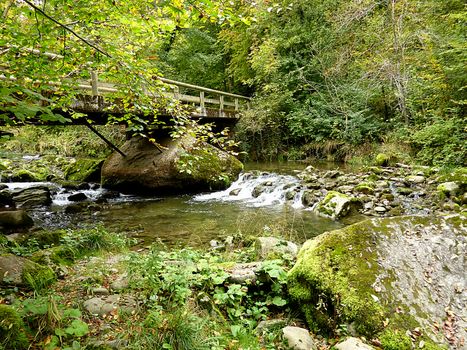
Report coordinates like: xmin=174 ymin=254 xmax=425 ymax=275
xmin=0 ymin=305 xmax=29 ymax=350
xmin=411 ymin=117 xmax=466 ymax=166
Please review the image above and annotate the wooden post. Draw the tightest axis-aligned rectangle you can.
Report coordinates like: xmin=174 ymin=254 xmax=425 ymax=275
xmin=91 ymin=71 xmax=99 ymax=96
xmin=174 ymin=86 xmax=180 ymax=100
xmin=200 ymin=91 xmax=206 ymax=116
xmin=219 ymin=95 xmax=225 ymax=118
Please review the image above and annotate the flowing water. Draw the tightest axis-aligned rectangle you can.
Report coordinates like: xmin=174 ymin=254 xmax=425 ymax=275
xmin=8 ymin=162 xmax=351 ymax=247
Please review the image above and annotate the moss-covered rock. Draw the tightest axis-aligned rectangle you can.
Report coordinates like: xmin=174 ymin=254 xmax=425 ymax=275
xmin=65 ymin=158 xmax=104 ymax=182
xmin=353 ymin=183 xmax=375 ymax=195
xmin=0 ymin=254 xmax=55 ymax=290
xmin=287 ymin=215 xmax=466 ymax=346
xmin=0 ymin=305 xmax=29 ymax=350
xmin=375 ymin=153 xmax=390 ymax=167
xmin=314 ymin=191 xmax=352 ymax=219
xmin=101 ymin=135 xmax=243 ymax=194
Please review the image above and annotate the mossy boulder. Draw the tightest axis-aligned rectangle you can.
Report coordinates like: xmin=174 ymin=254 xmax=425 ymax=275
xmin=437 ymin=182 xmax=461 ymax=197
xmin=0 ymin=305 xmax=29 ymax=349
xmin=287 ymin=215 xmax=466 ymax=347
xmin=314 ymin=191 xmax=352 ymax=219
xmin=0 ymin=210 xmax=33 ymax=230
xmin=65 ymin=158 xmax=104 ymax=182
xmin=0 ymin=254 xmax=55 ymax=289
xmin=375 ymin=153 xmax=390 ymax=167
xmin=101 ymin=135 xmax=243 ymax=194
xmin=353 ymin=183 xmax=375 ymax=195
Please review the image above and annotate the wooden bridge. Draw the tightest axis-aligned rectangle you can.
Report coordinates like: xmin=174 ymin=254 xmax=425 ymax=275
xmin=0 ymin=48 xmax=251 ymax=126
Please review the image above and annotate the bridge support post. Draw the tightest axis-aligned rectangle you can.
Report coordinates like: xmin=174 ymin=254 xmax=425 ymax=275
xmin=219 ymin=95 xmax=225 ymax=118
xmin=200 ymin=91 xmax=206 ymax=116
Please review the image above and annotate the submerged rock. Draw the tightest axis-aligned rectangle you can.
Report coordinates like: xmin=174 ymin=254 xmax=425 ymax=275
xmin=101 ymin=135 xmax=243 ymax=194
xmin=287 ymin=215 xmax=466 ymax=348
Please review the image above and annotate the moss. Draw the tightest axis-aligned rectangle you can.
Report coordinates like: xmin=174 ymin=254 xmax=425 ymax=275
xmin=315 ymin=191 xmax=352 ymax=219
xmin=65 ymin=158 xmax=104 ymax=182
xmin=0 ymin=305 xmax=29 ymax=350
xmin=31 ymin=245 xmax=76 ymax=266
xmin=287 ymin=220 xmax=385 ymax=336
xmin=375 ymin=153 xmax=390 ymax=167
xmin=354 ymin=183 xmax=375 ymax=194
xmin=22 ymin=261 xmax=56 ymax=292
xmin=177 ymin=145 xmax=243 ymax=190
xmin=379 ymin=329 xmax=412 ymax=350
xmin=9 ymin=169 xmax=46 ymax=182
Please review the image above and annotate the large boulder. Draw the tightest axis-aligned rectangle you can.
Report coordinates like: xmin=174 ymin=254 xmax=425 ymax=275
xmin=287 ymin=215 xmax=466 ymax=348
xmin=0 ymin=254 xmax=55 ymax=288
xmin=0 ymin=210 xmax=34 ymax=230
xmin=11 ymin=186 xmax=52 ymax=208
xmin=101 ymin=135 xmax=243 ymax=193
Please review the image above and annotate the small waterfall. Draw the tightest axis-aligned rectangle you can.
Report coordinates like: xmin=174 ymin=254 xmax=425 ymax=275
xmin=193 ymin=172 xmax=305 ymax=208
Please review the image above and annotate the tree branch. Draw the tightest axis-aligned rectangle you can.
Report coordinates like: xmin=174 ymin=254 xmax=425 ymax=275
xmin=22 ymin=0 xmax=112 ymax=58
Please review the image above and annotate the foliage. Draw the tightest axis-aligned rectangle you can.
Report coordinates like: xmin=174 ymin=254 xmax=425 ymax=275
xmin=0 ymin=305 xmax=29 ymax=350
xmin=126 ymin=244 xmax=291 ymax=348
xmin=18 ymin=295 xmax=89 ymax=349
xmin=221 ymin=0 xmax=466 ymax=165
xmin=410 ymin=116 xmax=467 ymax=166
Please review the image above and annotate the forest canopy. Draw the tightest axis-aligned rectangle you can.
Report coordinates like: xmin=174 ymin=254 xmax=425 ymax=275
xmin=1 ymin=0 xmax=466 ymax=166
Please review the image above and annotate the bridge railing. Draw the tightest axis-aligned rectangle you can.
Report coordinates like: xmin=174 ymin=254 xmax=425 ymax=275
xmin=1 ymin=47 xmax=251 ymax=119
xmin=76 ymin=71 xmax=250 ymax=119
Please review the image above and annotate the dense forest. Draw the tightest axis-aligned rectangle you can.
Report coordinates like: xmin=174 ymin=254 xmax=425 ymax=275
xmin=1 ymin=0 xmax=466 ymax=165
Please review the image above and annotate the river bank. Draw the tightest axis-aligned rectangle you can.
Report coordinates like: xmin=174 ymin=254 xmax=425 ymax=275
xmin=1 ymin=153 xmax=466 ymax=349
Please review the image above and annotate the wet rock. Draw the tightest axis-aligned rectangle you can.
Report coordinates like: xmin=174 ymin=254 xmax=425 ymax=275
xmin=252 ymin=185 xmax=266 ymax=198
xmin=305 ymin=181 xmax=322 ymax=190
xmin=256 ymin=237 xmax=298 ymax=259
xmin=302 ymin=190 xmax=317 ymax=207
xmin=68 ymin=192 xmax=88 ymax=202
xmin=0 ymin=184 xmax=7 ymax=190
xmin=11 ymin=186 xmax=52 ymax=208
xmin=374 ymin=206 xmax=387 ymax=214
xmin=83 ymin=294 xmax=137 ymax=317
xmin=229 ymin=188 xmax=241 ymax=196
xmin=323 ymin=170 xmax=341 ymax=179
xmin=0 ymin=210 xmax=33 ymax=229
xmin=334 ymin=337 xmax=374 ymax=350
xmin=437 ymin=182 xmax=461 ymax=197
xmin=101 ymin=135 xmax=243 ymax=194
xmin=286 ymin=189 xmax=298 ymax=201
xmin=314 ymin=191 xmax=352 ymax=220
xmin=282 ymin=326 xmax=316 ymax=350
xmin=354 ymin=183 xmax=374 ymax=195
xmin=0 ymin=189 xmax=13 ymax=207
xmin=337 ymin=185 xmax=354 ymax=193
xmin=397 ymin=187 xmax=413 ymax=196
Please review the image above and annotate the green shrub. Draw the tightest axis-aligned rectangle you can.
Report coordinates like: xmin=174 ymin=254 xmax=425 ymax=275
xmin=411 ymin=118 xmax=466 ymax=167
xmin=0 ymin=305 xmax=29 ymax=350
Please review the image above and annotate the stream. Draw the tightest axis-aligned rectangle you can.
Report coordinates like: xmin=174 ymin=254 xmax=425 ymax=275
xmin=7 ymin=162 xmax=355 ymax=247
